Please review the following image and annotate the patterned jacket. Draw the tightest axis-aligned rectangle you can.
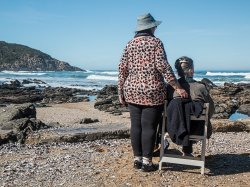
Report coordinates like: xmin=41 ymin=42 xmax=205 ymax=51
xmin=118 ymin=35 xmax=176 ymax=106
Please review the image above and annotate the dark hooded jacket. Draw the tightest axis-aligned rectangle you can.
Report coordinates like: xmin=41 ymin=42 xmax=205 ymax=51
xmin=166 ymin=78 xmax=215 ymax=145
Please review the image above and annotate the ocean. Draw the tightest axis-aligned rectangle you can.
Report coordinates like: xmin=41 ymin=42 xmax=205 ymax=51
xmin=0 ymin=70 xmax=250 ymax=90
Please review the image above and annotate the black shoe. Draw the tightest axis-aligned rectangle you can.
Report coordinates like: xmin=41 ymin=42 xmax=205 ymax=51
xmin=141 ymin=163 xmax=158 ymax=172
xmin=134 ymin=160 xmax=142 ymax=169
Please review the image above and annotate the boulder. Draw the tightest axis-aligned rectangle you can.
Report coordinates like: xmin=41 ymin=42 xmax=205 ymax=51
xmin=0 ymin=103 xmax=49 ymax=144
xmin=94 ymin=85 xmax=128 ymax=115
xmin=238 ymin=104 xmax=250 ymax=116
xmin=201 ymin=78 xmax=217 ymax=90
xmin=0 ymin=103 xmax=36 ymax=122
xmin=80 ymin=118 xmax=99 ymax=124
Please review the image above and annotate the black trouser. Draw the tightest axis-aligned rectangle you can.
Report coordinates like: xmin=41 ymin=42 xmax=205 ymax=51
xmin=128 ymin=103 xmax=163 ymax=158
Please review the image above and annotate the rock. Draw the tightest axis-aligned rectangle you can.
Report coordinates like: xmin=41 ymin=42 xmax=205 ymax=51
xmin=22 ymin=79 xmax=33 ymax=84
xmin=22 ymin=79 xmax=47 ymax=85
xmin=0 ymin=80 xmax=98 ymax=105
xmin=98 ymin=85 xmax=118 ymax=97
xmin=34 ymin=103 xmax=48 ymax=108
xmin=223 ymin=83 xmax=243 ymax=95
xmin=0 ymin=130 xmax=15 ymax=144
xmin=94 ymin=85 xmax=128 ymax=116
xmin=211 ymin=119 xmax=249 ymax=132
xmin=0 ymin=84 xmax=43 ymax=104
xmin=0 ymin=80 xmax=21 ymax=89
xmin=0 ymin=103 xmax=36 ymax=122
xmin=25 ymin=126 xmax=130 ymax=144
xmin=200 ymin=78 xmax=217 ymax=90
xmin=0 ymin=103 xmax=49 ymax=144
xmin=80 ymin=118 xmax=99 ymax=124
xmin=93 ymin=83 xmax=250 ymax=118
xmin=240 ymin=119 xmax=250 ymax=131
xmin=94 ymin=99 xmax=113 ymax=108
xmin=211 ymin=83 xmax=250 ymax=119
xmin=238 ymin=104 xmax=250 ymax=116
xmin=10 ymin=80 xmax=22 ymax=87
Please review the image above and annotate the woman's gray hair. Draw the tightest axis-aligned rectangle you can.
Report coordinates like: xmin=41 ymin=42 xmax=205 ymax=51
xmin=175 ymin=56 xmax=193 ymax=78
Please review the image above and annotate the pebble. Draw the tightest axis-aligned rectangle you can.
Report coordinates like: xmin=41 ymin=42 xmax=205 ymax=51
xmin=0 ymin=132 xmax=249 ymax=186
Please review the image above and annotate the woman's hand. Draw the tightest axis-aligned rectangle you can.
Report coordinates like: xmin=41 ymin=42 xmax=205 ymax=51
xmin=119 ymin=95 xmax=126 ymax=106
xmin=176 ymin=88 xmax=189 ymax=98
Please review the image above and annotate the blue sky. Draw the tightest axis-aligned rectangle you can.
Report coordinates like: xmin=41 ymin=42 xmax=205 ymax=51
xmin=0 ymin=0 xmax=250 ymax=71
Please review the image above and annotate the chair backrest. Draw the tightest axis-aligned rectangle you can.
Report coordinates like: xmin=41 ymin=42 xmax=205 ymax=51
xmin=190 ymin=103 xmax=209 ymax=121
xmin=162 ymin=100 xmax=209 ymax=140
xmin=189 ymin=103 xmax=209 ymax=140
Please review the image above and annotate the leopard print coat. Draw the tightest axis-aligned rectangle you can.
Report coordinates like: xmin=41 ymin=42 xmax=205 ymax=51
xmin=118 ymin=35 xmax=176 ymax=106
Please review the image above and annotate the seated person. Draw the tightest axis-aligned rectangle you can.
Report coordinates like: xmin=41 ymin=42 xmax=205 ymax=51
xmin=166 ymin=56 xmax=214 ymax=156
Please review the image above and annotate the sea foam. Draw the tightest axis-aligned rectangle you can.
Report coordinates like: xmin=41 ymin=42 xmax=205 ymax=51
xmin=1 ymin=70 xmax=47 ymax=76
xmin=206 ymin=71 xmax=250 ymax=76
xmin=99 ymin=71 xmax=118 ymax=75
xmin=86 ymin=75 xmax=118 ymax=81
xmin=245 ymin=75 xmax=250 ymax=79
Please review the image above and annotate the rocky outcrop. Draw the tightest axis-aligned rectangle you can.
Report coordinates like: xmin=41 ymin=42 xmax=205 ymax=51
xmin=25 ymin=128 xmax=130 ymax=144
xmin=238 ymin=104 xmax=250 ymax=116
xmin=211 ymin=83 xmax=250 ymax=118
xmin=0 ymin=79 xmax=97 ymax=105
xmin=94 ymin=85 xmax=129 ymax=115
xmin=94 ymin=83 xmax=250 ymax=119
xmin=211 ymin=119 xmax=250 ymax=132
xmin=25 ymin=122 xmax=130 ymax=144
xmin=0 ymin=103 xmax=49 ymax=144
xmin=0 ymin=41 xmax=83 ymax=71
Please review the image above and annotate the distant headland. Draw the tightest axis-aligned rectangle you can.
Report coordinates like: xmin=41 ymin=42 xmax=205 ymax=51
xmin=0 ymin=41 xmax=84 ymax=71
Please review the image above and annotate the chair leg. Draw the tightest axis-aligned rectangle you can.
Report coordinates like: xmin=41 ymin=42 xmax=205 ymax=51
xmin=201 ymin=139 xmax=206 ymax=162
xmin=201 ymin=166 xmax=205 ymax=175
xmin=200 ymin=139 xmax=206 ymax=175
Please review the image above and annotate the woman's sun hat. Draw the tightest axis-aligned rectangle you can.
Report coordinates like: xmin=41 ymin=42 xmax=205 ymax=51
xmin=135 ymin=13 xmax=162 ymax=32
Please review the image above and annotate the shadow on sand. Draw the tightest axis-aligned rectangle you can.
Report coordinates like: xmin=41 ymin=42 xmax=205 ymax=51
xmin=160 ymin=153 xmax=250 ymax=176
xmin=205 ymin=153 xmax=250 ymax=176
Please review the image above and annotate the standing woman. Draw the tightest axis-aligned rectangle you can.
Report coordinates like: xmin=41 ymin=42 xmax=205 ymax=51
xmin=118 ymin=13 xmax=188 ymax=172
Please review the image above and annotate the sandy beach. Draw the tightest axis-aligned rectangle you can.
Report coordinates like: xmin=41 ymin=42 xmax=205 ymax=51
xmin=0 ymin=101 xmax=249 ymax=186
xmin=36 ymin=101 xmax=131 ymax=129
